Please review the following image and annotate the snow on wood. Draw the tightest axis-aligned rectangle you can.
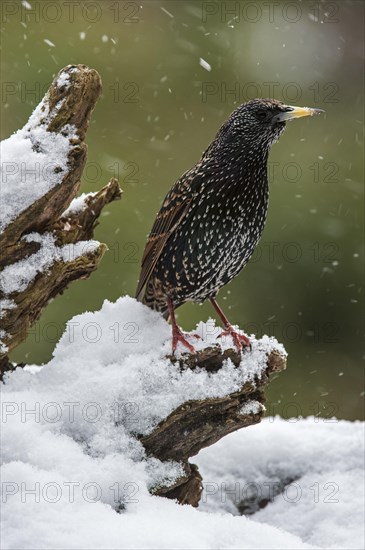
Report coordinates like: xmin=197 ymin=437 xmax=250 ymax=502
xmin=0 ymin=65 xmax=122 ymax=370
xmin=0 ymin=64 xmax=103 ymax=249
xmin=1 ymin=296 xmax=286 ymax=505
xmin=62 ymin=192 xmax=98 ymax=217
xmin=0 ymin=107 xmax=76 ymax=232
xmin=0 ymin=233 xmax=99 ymax=295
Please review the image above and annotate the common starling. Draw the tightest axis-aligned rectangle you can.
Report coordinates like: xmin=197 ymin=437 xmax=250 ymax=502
xmin=136 ymin=99 xmax=323 ymax=353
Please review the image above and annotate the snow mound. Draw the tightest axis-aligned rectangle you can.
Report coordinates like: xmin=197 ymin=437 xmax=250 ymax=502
xmin=1 ymin=297 xmax=363 ymax=549
xmin=3 ymin=296 xmax=281 ymax=437
xmin=196 ymin=417 xmax=364 ymax=549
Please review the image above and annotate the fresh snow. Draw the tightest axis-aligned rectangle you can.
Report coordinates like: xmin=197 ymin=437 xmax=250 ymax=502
xmin=196 ymin=418 xmax=364 ymax=549
xmin=0 ymin=328 xmax=8 ymax=353
xmin=43 ymin=39 xmax=56 ymax=48
xmin=62 ymin=192 xmax=97 ymax=217
xmin=0 ymin=69 xmax=77 ymax=232
xmin=239 ymin=399 xmax=264 ymax=415
xmin=0 ymin=299 xmax=16 ymax=313
xmin=1 ymin=297 xmax=363 ymax=549
xmin=199 ymin=57 xmax=212 ymax=72
xmin=56 ymin=72 xmax=71 ymax=89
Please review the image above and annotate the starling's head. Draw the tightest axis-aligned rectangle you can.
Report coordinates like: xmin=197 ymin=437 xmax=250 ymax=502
xmin=213 ymin=99 xmax=324 ymax=156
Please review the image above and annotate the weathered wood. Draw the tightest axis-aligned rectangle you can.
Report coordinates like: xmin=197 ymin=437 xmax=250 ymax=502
xmin=0 ymin=65 xmax=102 ymax=250
xmin=158 ymin=464 xmax=203 ymax=507
xmin=142 ymin=347 xmax=287 ymax=506
xmin=55 ymin=178 xmax=122 ymax=244
xmin=0 ymin=65 xmax=122 ymax=371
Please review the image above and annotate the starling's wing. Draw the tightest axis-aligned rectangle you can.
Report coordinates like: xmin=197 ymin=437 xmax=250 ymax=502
xmin=136 ymin=168 xmax=200 ymax=300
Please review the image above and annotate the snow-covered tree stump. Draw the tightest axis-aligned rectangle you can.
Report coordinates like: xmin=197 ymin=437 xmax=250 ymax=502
xmin=141 ymin=345 xmax=286 ymax=506
xmin=0 ymin=65 xmax=122 ymax=374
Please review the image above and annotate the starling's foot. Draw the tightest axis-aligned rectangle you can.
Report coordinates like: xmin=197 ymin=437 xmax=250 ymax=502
xmin=219 ymin=325 xmax=251 ymax=352
xmin=167 ymin=297 xmax=197 ymax=353
xmin=172 ymin=325 xmax=196 ymax=354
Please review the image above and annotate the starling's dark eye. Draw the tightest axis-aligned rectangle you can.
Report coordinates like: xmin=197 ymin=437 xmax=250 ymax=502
xmin=256 ymin=110 xmax=269 ymax=121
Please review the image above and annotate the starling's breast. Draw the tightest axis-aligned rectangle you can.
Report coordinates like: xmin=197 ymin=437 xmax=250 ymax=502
xmin=154 ymin=168 xmax=269 ymax=303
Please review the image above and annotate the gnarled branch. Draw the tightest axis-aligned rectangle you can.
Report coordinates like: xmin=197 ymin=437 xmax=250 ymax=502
xmin=0 ymin=65 xmax=122 ymax=373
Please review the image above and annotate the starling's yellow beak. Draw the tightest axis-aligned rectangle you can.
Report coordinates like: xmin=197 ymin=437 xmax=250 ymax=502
xmin=273 ymin=106 xmax=324 ymax=123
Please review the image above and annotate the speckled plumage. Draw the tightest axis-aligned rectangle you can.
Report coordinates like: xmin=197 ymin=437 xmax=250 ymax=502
xmin=136 ymin=99 xmax=322 ymax=349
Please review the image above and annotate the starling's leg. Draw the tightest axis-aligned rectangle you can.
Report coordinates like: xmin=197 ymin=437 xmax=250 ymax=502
xmin=167 ymin=298 xmax=195 ymax=354
xmin=210 ymin=298 xmax=250 ymax=351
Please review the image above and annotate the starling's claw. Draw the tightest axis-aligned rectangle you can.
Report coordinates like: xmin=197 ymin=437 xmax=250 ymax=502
xmin=172 ymin=325 xmax=195 ymax=354
xmin=210 ymin=298 xmax=250 ymax=352
xmin=219 ymin=325 xmax=251 ymax=352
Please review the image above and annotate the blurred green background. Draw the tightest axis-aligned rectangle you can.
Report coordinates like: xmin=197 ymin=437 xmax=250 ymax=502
xmin=1 ymin=0 xmax=363 ymax=420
